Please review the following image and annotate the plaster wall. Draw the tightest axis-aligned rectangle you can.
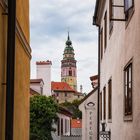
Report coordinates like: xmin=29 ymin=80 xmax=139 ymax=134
xmin=36 ymin=64 xmax=51 ymax=96
xmin=79 ymin=89 xmax=97 ymax=140
xmin=30 ymin=82 xmax=43 ymax=94
xmin=56 ymin=92 xmax=74 ymax=103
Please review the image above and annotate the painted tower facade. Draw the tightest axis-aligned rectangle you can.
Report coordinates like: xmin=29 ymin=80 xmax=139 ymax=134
xmin=61 ymin=33 xmax=77 ymax=90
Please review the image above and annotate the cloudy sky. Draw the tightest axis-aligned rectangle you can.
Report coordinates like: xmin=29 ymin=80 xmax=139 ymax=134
xmin=30 ymin=0 xmax=98 ymax=93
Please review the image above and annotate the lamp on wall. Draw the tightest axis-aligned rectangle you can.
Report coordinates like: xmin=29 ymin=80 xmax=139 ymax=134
xmin=100 ymin=122 xmax=111 ymax=140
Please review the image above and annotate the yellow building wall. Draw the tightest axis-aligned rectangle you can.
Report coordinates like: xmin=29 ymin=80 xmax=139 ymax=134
xmin=17 ymin=0 xmax=30 ymax=43
xmin=14 ymin=37 xmax=30 ymax=140
xmin=0 ymin=0 xmax=31 ymax=139
xmin=0 ymin=2 xmax=7 ymax=140
xmin=62 ymin=76 xmax=77 ymax=90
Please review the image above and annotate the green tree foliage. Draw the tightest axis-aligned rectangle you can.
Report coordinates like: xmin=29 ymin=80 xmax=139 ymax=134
xmin=60 ymin=99 xmax=82 ymax=119
xmin=30 ymin=96 xmax=58 ymax=140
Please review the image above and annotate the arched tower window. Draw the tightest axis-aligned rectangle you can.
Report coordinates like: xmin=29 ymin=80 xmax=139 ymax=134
xmin=69 ymin=68 xmax=72 ymax=76
xmin=69 ymin=70 xmax=72 ymax=76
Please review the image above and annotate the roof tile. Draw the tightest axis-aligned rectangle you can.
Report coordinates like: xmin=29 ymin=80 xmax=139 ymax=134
xmin=51 ymin=82 xmax=75 ymax=92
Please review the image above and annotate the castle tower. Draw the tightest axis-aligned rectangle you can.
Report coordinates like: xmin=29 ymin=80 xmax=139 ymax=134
xmin=36 ymin=60 xmax=52 ymax=96
xmin=61 ymin=32 xmax=77 ymax=90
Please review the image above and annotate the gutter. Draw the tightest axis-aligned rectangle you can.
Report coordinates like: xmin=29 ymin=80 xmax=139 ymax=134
xmin=5 ymin=0 xmax=16 ymax=140
xmin=97 ymin=26 xmax=100 ymax=140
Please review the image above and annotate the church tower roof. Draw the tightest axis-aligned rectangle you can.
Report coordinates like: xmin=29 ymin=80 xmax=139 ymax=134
xmin=63 ymin=32 xmax=75 ymax=60
xmin=66 ymin=31 xmax=72 ymax=46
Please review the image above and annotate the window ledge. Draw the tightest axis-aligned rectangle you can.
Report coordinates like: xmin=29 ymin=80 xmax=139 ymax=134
xmin=124 ymin=115 xmax=133 ymax=121
xmin=108 ymin=119 xmax=112 ymax=123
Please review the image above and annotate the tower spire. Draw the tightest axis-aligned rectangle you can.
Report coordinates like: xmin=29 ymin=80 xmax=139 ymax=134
xmin=68 ymin=31 xmax=70 ymax=40
xmin=66 ymin=29 xmax=72 ymax=46
xmin=67 ymin=26 xmax=70 ymax=41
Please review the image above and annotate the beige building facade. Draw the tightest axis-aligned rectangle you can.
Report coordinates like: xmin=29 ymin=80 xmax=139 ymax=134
xmin=0 ymin=0 xmax=30 ymax=140
xmin=79 ymin=87 xmax=98 ymax=140
xmin=93 ymin=0 xmax=140 ymax=140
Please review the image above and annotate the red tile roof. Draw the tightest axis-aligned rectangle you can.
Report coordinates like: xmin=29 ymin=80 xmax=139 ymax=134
xmin=71 ymin=119 xmax=82 ymax=128
xmin=36 ymin=60 xmax=52 ymax=65
xmin=51 ymin=82 xmax=75 ymax=92
xmin=30 ymin=79 xmax=44 ymax=84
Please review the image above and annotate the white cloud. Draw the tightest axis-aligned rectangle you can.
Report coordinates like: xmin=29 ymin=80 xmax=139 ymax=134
xmin=30 ymin=0 xmax=98 ymax=93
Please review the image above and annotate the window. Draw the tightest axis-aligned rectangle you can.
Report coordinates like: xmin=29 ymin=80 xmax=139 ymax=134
xmin=65 ymin=119 xmax=67 ymax=133
xmin=124 ymin=0 xmax=134 ymax=12
xmin=100 ymin=28 xmax=103 ymax=59
xmin=65 ymin=93 xmax=67 ymax=97
xmin=100 ymin=92 xmax=102 ymax=120
xmin=61 ymin=119 xmax=63 ymax=135
xmin=103 ymin=87 xmax=106 ymax=120
xmin=124 ymin=62 xmax=132 ymax=117
xmin=58 ymin=118 xmax=60 ymax=136
xmin=56 ymin=93 xmax=59 ymax=96
xmin=124 ymin=0 xmax=134 ymax=21
xmin=109 ymin=0 xmax=113 ymax=33
xmin=104 ymin=12 xmax=107 ymax=50
xmin=57 ymin=99 xmax=59 ymax=103
xmin=108 ymin=79 xmax=112 ymax=120
xmin=69 ymin=68 xmax=72 ymax=76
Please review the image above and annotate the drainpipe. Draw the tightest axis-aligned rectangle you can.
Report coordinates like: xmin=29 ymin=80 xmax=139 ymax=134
xmin=5 ymin=0 xmax=16 ymax=140
xmin=97 ymin=26 xmax=100 ymax=140
xmin=93 ymin=17 xmax=100 ymax=140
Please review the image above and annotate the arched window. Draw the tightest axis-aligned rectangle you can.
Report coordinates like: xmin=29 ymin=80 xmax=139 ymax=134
xmin=69 ymin=68 xmax=72 ymax=76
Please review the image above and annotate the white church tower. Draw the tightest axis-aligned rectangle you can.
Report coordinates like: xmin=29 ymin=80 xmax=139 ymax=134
xmin=36 ymin=60 xmax=52 ymax=96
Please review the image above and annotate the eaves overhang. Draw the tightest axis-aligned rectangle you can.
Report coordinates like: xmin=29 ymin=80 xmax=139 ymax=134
xmin=93 ymin=0 xmax=105 ymax=26
xmin=93 ymin=0 xmax=100 ymax=26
